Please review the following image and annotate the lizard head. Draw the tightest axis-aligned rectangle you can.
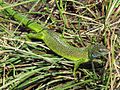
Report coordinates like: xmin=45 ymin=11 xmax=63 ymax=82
xmin=88 ymin=44 xmax=109 ymax=59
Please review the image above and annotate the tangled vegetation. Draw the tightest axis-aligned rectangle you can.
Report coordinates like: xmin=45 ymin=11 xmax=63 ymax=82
xmin=0 ymin=0 xmax=120 ymax=89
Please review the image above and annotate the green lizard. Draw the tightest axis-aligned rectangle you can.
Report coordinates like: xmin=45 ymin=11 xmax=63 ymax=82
xmin=0 ymin=1 xmax=108 ymax=77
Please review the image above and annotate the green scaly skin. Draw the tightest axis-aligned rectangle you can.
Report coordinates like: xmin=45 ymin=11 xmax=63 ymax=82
xmin=42 ymin=30 xmax=90 ymax=76
xmin=0 ymin=2 xmax=107 ymax=77
xmin=28 ymin=30 xmax=90 ymax=77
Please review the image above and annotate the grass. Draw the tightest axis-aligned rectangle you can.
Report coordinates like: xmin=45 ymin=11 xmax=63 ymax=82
xmin=0 ymin=0 xmax=120 ymax=89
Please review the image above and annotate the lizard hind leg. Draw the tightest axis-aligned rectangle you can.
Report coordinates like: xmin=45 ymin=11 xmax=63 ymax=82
xmin=27 ymin=32 xmax=44 ymax=40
